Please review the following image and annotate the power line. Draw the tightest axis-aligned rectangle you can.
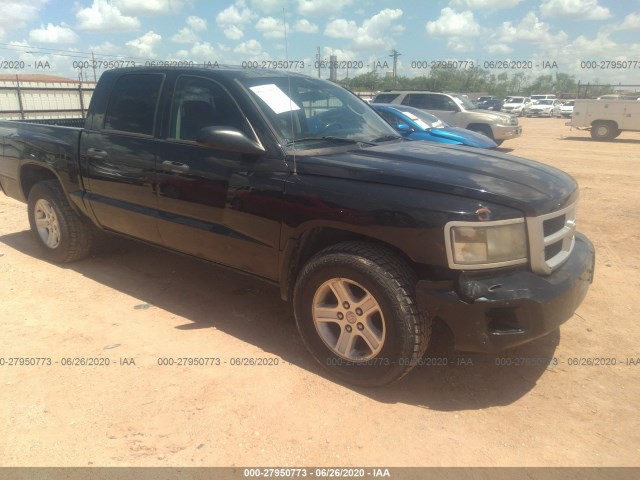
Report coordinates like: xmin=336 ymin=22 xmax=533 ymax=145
xmin=0 ymin=42 xmax=147 ymax=62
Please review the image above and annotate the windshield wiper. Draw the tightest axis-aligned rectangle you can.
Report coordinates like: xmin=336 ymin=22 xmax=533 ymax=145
xmin=286 ymin=136 xmax=376 ymax=147
xmin=371 ymin=134 xmax=404 ymax=142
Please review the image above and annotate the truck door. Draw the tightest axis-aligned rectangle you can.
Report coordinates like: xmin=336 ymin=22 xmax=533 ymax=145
xmin=156 ymin=75 xmax=285 ymax=280
xmin=80 ymin=73 xmax=163 ymax=243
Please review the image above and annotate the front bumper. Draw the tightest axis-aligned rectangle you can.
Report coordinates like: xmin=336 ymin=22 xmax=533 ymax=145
xmin=492 ymin=124 xmax=522 ymax=141
xmin=416 ymin=232 xmax=595 ymax=352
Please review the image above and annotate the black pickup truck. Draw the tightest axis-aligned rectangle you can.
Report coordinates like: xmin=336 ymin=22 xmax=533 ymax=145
xmin=0 ymin=67 xmax=595 ymax=386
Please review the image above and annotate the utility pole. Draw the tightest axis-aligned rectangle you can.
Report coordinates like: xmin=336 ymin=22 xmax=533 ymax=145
xmin=389 ymin=49 xmax=401 ymax=79
xmin=316 ymin=47 xmax=321 ymax=78
xmin=91 ymin=51 xmax=97 ymax=83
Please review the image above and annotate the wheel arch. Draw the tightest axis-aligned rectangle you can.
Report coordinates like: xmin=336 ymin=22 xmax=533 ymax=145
xmin=20 ymin=163 xmax=60 ymax=202
xmin=466 ymin=123 xmax=495 ymax=139
xmin=279 ymin=226 xmax=422 ymax=302
xmin=591 ymin=119 xmax=619 ymax=129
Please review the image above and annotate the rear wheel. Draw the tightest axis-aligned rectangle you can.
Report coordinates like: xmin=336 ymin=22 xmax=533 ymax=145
xmin=27 ymin=180 xmax=93 ymax=262
xmin=293 ymin=242 xmax=430 ymax=387
xmin=591 ymin=121 xmax=619 ymax=141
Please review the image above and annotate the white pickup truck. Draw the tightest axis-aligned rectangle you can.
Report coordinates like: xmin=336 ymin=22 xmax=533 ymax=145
xmin=567 ymin=99 xmax=640 ymax=140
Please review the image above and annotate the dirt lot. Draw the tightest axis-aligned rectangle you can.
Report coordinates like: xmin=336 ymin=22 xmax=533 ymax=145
xmin=0 ymin=118 xmax=639 ymax=468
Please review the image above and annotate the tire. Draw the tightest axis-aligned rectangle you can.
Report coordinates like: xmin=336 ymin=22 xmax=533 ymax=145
xmin=590 ymin=121 xmax=619 ymax=141
xmin=27 ymin=180 xmax=93 ymax=263
xmin=467 ymin=124 xmax=495 ymax=140
xmin=293 ymin=242 xmax=430 ymax=387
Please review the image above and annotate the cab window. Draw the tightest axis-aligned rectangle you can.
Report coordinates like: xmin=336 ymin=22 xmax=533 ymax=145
xmin=104 ymin=74 xmax=163 ymax=135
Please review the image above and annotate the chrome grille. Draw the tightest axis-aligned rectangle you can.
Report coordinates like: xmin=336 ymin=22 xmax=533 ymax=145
xmin=527 ymin=201 xmax=577 ymax=274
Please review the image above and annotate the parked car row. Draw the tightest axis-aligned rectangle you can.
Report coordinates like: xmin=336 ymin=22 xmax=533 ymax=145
xmin=371 ymin=90 xmax=521 ymax=146
xmin=368 ymin=90 xmax=583 ymax=150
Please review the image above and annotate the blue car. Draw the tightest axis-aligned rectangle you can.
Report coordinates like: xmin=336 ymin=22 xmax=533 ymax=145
xmin=372 ymin=104 xmax=498 ymax=148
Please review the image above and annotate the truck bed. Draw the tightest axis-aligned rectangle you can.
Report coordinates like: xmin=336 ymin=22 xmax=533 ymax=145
xmin=0 ymin=120 xmax=83 ymax=202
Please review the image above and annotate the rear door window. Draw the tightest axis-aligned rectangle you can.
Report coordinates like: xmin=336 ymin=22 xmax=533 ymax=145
xmin=104 ymin=74 xmax=163 ymax=136
xmin=402 ymin=93 xmax=457 ymax=111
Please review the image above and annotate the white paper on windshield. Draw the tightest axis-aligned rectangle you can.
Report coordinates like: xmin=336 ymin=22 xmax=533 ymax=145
xmin=401 ymin=111 xmax=430 ymax=130
xmin=250 ymin=84 xmax=300 ymax=114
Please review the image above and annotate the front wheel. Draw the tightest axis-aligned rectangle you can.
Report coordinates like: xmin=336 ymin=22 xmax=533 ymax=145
xmin=293 ymin=242 xmax=430 ymax=386
xmin=467 ymin=124 xmax=495 ymax=140
xmin=27 ymin=180 xmax=93 ymax=262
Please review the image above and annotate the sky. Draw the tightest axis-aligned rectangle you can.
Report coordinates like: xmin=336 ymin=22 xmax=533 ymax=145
xmin=0 ymin=0 xmax=639 ymax=85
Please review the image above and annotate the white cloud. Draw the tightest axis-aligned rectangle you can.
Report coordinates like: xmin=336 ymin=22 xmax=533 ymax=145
xmin=113 ymin=0 xmax=185 ymax=15
xmin=321 ymin=47 xmax=356 ymax=60
xmin=324 ymin=19 xmax=357 ymax=38
xmin=256 ymin=16 xmax=285 ymax=39
xmin=126 ymin=31 xmax=162 ymax=58
xmin=176 ymin=41 xmax=232 ymax=64
xmin=570 ymin=32 xmax=618 ymax=56
xmin=77 ymin=0 xmax=140 ymax=32
xmin=297 ymin=0 xmax=355 ymax=16
xmin=495 ymin=11 xmax=567 ymax=44
xmin=216 ymin=0 xmax=253 ymax=40
xmin=190 ymin=42 xmax=221 ymax=60
xmin=324 ymin=9 xmax=404 ymax=51
xmin=293 ymin=19 xmax=318 ymax=34
xmin=426 ymin=8 xmax=481 ymax=37
xmin=171 ymin=27 xmax=198 ymax=43
xmin=613 ymin=12 xmax=640 ymax=30
xmin=224 ymin=25 xmax=245 ymax=40
xmin=89 ymin=42 xmax=120 ymax=55
xmin=217 ymin=1 xmax=253 ymax=25
xmin=450 ymin=0 xmax=523 ymax=9
xmin=0 ymin=1 xmax=47 ymax=39
xmin=234 ymin=39 xmax=264 ymax=57
xmin=171 ymin=16 xmax=207 ymax=43
xmin=186 ymin=16 xmax=207 ymax=32
xmin=540 ymin=0 xmax=611 ymax=20
xmin=29 ymin=24 xmax=79 ymax=44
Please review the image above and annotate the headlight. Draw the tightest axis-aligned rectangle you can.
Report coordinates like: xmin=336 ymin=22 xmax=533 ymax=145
xmin=497 ymin=117 xmax=518 ymax=126
xmin=445 ymin=219 xmax=528 ymax=269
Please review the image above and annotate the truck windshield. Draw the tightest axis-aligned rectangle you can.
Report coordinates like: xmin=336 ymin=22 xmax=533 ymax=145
xmin=239 ymin=76 xmax=399 ymax=149
xmin=452 ymin=95 xmax=477 ymax=110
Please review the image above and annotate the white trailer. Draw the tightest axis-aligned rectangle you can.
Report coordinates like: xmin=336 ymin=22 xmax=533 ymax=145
xmin=567 ymin=99 xmax=640 ymax=140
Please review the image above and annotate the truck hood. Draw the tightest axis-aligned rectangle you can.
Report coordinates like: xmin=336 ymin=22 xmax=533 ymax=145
xmin=466 ymin=110 xmax=515 ymax=124
xmin=294 ymin=141 xmax=577 ymax=216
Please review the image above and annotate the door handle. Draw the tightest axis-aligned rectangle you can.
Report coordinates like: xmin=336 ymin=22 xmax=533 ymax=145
xmin=86 ymin=148 xmax=108 ymax=159
xmin=161 ymin=160 xmax=190 ymax=173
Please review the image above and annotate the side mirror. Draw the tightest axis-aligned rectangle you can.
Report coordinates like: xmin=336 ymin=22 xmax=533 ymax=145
xmin=196 ymin=126 xmax=266 ymax=156
xmin=395 ymin=123 xmax=414 ymax=133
